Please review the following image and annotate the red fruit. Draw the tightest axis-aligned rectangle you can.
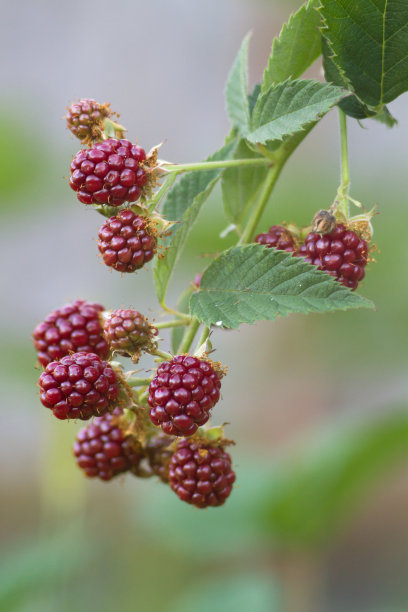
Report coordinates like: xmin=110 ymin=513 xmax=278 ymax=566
xmin=70 ymin=139 xmax=147 ymax=206
xmin=39 ymin=352 xmax=119 ymax=420
xmin=254 ymin=225 xmax=296 ymax=252
xmin=98 ymin=209 xmax=157 ymax=273
xmin=104 ymin=309 xmax=157 ymax=361
xmin=298 ymin=223 xmax=368 ymax=290
xmin=169 ymin=439 xmax=236 ymax=508
xmin=33 ymin=300 xmax=108 ymax=367
xmin=65 ymin=98 xmax=111 ymax=144
xmin=145 ymin=435 xmax=173 ymax=483
xmin=73 ymin=408 xmax=142 ymax=481
xmin=148 ymin=355 xmax=222 ymax=437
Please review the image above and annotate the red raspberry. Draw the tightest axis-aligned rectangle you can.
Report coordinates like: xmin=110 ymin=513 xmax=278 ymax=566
xmin=169 ymin=439 xmax=236 ymax=508
xmin=104 ymin=309 xmax=157 ymax=361
xmin=298 ymin=224 xmax=368 ymax=290
xmin=73 ymin=408 xmax=142 ymax=481
xmin=66 ymin=98 xmax=110 ymax=144
xmin=39 ymin=352 xmax=119 ymax=420
xmin=148 ymin=355 xmax=222 ymax=437
xmin=254 ymin=225 xmax=296 ymax=252
xmin=98 ymin=209 xmax=157 ymax=273
xmin=69 ymin=138 xmax=147 ymax=206
xmin=33 ymin=300 xmax=108 ymax=367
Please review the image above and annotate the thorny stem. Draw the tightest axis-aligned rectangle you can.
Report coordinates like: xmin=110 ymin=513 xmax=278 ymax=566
xmin=161 ymin=158 xmax=271 ymax=174
xmin=334 ymin=109 xmax=351 ymax=220
xmin=239 ymin=162 xmax=284 ymax=244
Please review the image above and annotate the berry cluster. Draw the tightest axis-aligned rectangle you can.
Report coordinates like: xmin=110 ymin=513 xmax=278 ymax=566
xmin=69 ymin=138 xmax=147 ymax=207
xmin=32 ymin=98 xmax=236 ymax=510
xmin=254 ymin=220 xmax=369 ymax=291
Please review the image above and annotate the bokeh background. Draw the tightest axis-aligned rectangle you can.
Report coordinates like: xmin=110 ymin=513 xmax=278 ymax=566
xmin=1 ymin=0 xmax=408 ymax=611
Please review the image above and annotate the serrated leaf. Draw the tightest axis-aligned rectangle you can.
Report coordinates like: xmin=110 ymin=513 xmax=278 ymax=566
xmin=247 ymin=79 xmax=348 ymax=145
xmin=221 ymin=140 xmax=269 ymax=228
xmin=259 ymin=411 xmax=408 ymax=547
xmin=225 ymin=33 xmax=251 ymax=133
xmin=262 ymin=0 xmax=322 ymax=93
xmin=248 ymin=83 xmax=261 ymax=117
xmin=190 ymin=245 xmax=373 ymax=329
xmin=320 ymin=0 xmax=408 ymax=107
xmin=154 ymin=141 xmax=237 ymax=303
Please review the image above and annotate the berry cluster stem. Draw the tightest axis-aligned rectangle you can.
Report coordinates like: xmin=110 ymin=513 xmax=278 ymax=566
xmin=335 ymin=109 xmax=351 ymax=220
xmin=161 ymin=158 xmax=271 ymax=174
xmin=154 ymin=319 xmax=190 ymax=330
xmin=239 ymin=162 xmax=283 ymax=244
xmin=178 ymin=317 xmax=201 ymax=354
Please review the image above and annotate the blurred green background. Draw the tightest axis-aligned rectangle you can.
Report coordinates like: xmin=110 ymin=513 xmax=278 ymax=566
xmin=1 ymin=1 xmax=408 ymax=611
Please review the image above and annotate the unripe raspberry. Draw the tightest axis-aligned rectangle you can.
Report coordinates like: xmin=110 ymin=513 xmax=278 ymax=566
xmin=73 ymin=408 xmax=142 ymax=480
xmin=148 ymin=355 xmax=222 ymax=437
xmin=169 ymin=439 xmax=236 ymax=508
xmin=104 ymin=309 xmax=157 ymax=361
xmin=33 ymin=300 xmax=108 ymax=367
xmin=298 ymin=223 xmax=368 ymax=290
xmin=254 ymin=225 xmax=296 ymax=252
xmin=98 ymin=209 xmax=157 ymax=273
xmin=65 ymin=99 xmax=111 ymax=144
xmin=39 ymin=352 xmax=119 ymax=420
xmin=69 ymin=138 xmax=147 ymax=206
xmin=145 ymin=434 xmax=173 ymax=483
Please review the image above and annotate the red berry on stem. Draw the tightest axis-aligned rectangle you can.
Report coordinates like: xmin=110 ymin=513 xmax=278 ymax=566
xmin=104 ymin=309 xmax=157 ymax=361
xmin=39 ymin=352 xmax=119 ymax=420
xmin=254 ymin=225 xmax=296 ymax=253
xmin=148 ymin=355 xmax=222 ymax=437
xmin=33 ymin=300 xmax=108 ymax=367
xmin=73 ymin=408 xmax=142 ymax=481
xmin=98 ymin=209 xmax=157 ymax=273
xmin=169 ymin=439 xmax=236 ymax=508
xmin=65 ymin=99 xmax=111 ymax=144
xmin=70 ymin=139 xmax=147 ymax=206
xmin=298 ymin=223 xmax=368 ymax=290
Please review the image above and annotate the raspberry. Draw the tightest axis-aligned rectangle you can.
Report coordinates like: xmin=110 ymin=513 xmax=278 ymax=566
xmin=39 ymin=352 xmax=119 ymax=420
xmin=73 ymin=408 xmax=142 ymax=480
xmin=254 ymin=225 xmax=296 ymax=252
xmin=33 ymin=300 xmax=108 ymax=367
xmin=148 ymin=355 xmax=222 ymax=437
xmin=298 ymin=223 xmax=368 ymax=290
xmin=98 ymin=209 xmax=157 ymax=273
xmin=104 ymin=309 xmax=157 ymax=361
xmin=69 ymin=138 xmax=147 ymax=206
xmin=145 ymin=435 xmax=173 ymax=483
xmin=66 ymin=99 xmax=111 ymax=144
xmin=169 ymin=439 xmax=235 ymax=508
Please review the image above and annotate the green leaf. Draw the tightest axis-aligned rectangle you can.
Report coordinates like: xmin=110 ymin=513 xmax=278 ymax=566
xmin=259 ymin=411 xmax=408 ymax=547
xmin=262 ymin=0 xmax=322 ymax=93
xmin=248 ymin=83 xmax=261 ymax=117
xmin=320 ymin=0 xmax=408 ymax=107
xmin=322 ymin=36 xmax=377 ymax=119
xmin=221 ymin=140 xmax=269 ymax=228
xmin=190 ymin=245 xmax=373 ymax=329
xmin=225 ymin=32 xmax=251 ymax=133
xmin=247 ymin=79 xmax=348 ymax=145
xmin=154 ymin=140 xmax=237 ymax=303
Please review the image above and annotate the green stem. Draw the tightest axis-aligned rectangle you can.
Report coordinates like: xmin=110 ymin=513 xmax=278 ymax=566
xmin=148 ymin=172 xmax=178 ymax=213
xmin=336 ymin=109 xmax=350 ymax=219
xmin=161 ymin=158 xmax=271 ymax=174
xmin=178 ymin=318 xmax=200 ymax=354
xmin=152 ymin=348 xmax=173 ymax=361
xmin=239 ymin=162 xmax=284 ymax=244
xmin=195 ymin=325 xmax=210 ymax=352
xmin=161 ymin=303 xmax=190 ymax=319
xmin=154 ymin=319 xmax=190 ymax=330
